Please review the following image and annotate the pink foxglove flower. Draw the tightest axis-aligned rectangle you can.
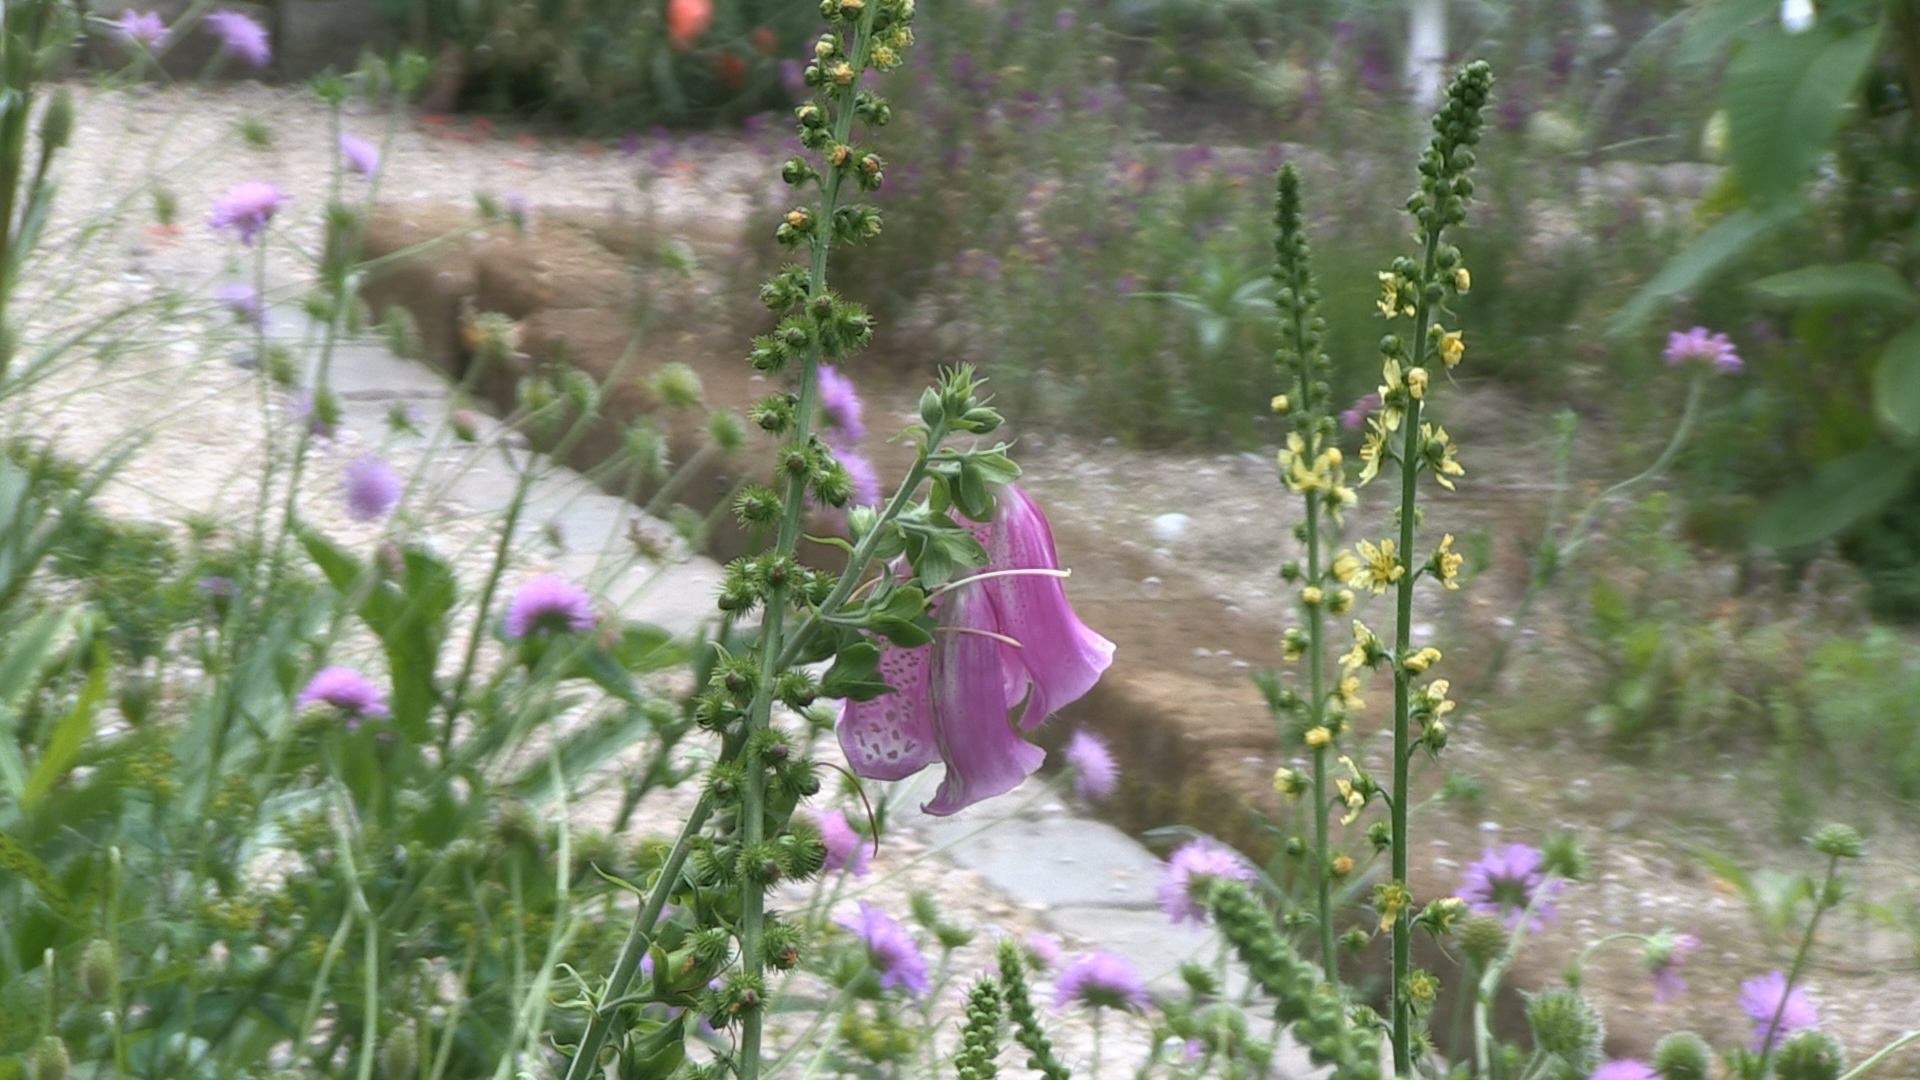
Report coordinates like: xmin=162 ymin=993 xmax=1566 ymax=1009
xmin=815 ymin=807 xmax=870 ymax=877
xmin=837 ymin=483 xmax=1115 ymax=815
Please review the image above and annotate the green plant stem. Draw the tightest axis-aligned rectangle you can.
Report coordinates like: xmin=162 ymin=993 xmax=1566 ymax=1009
xmin=1840 ymin=1029 xmax=1920 ymax=1080
xmin=1760 ymin=853 xmax=1840 ymax=1063
xmin=558 ymin=792 xmax=713 ymax=1080
xmin=1390 ymin=228 xmax=1442 ymax=1077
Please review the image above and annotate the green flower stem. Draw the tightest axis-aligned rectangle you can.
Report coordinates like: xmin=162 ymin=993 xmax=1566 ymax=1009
xmin=1839 ymin=1029 xmax=1920 ymax=1080
xmin=1759 ymin=853 xmax=1840 ymax=1063
xmin=1390 ymin=226 xmax=1443 ymax=1077
xmin=558 ymin=791 xmax=714 ymax=1080
xmin=1303 ymin=400 xmax=1334 ymax=988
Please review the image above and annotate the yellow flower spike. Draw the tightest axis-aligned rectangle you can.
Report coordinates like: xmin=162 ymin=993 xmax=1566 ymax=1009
xmin=1305 ymin=726 xmax=1331 ymax=748
xmin=1271 ymin=393 xmax=1291 ymax=414
xmin=1439 ymin=330 xmax=1466 ymax=367
xmin=1406 ymin=366 xmax=1429 ymax=400
xmin=1454 ymin=267 xmax=1471 ymax=293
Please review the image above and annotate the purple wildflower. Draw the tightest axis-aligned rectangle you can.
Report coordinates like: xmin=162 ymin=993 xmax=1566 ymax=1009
xmin=297 ymin=665 xmax=389 ymax=724
xmin=838 ymin=902 xmax=928 ymax=996
xmin=1663 ymin=326 xmax=1742 ymax=373
xmin=205 ymin=10 xmax=270 ymax=67
xmin=1023 ymin=932 xmax=1062 ymax=971
xmin=839 ymin=448 xmax=881 ymax=509
xmin=1457 ymin=844 xmax=1564 ymax=931
xmin=1589 ymin=1062 xmax=1658 ymax=1080
xmin=1062 ymin=728 xmax=1118 ymax=802
xmin=115 ymin=9 xmax=169 ymax=48
xmin=1738 ymin=970 xmax=1819 ymax=1050
xmin=837 ymin=484 xmax=1116 ymax=815
xmin=504 ymin=574 xmax=595 ymax=639
xmin=339 ymin=134 xmax=380 ymax=177
xmin=816 ymin=365 xmax=866 ymax=444
xmin=1158 ymin=836 xmax=1256 ymax=925
xmin=209 ymin=181 xmax=283 ymax=245
xmin=816 ymin=808 xmax=870 ymax=877
xmin=343 ymin=455 xmax=402 ymax=521
xmin=215 ymin=282 xmax=264 ymax=327
xmin=1053 ymin=952 xmax=1148 ymax=1012
xmin=1645 ymin=931 xmax=1698 ymax=1003
xmin=1340 ymin=391 xmax=1382 ymax=430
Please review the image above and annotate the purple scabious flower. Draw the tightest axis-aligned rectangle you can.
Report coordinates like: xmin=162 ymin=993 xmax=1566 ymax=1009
xmin=1663 ymin=326 xmax=1742 ymax=372
xmin=205 ymin=10 xmax=269 ymax=67
xmin=816 ymin=807 xmax=870 ymax=877
xmin=215 ymin=282 xmax=264 ymax=326
xmin=1053 ymin=952 xmax=1148 ymax=1012
xmin=1158 ymin=836 xmax=1256 ymax=925
xmin=1062 ymin=728 xmax=1117 ymax=801
xmin=1457 ymin=844 xmax=1564 ymax=931
xmin=340 ymin=134 xmax=380 ymax=177
xmin=839 ymin=448 xmax=882 ymax=509
xmin=116 ymin=9 xmax=169 ymax=48
xmin=297 ymin=665 xmax=389 ymax=724
xmin=1341 ymin=391 xmax=1382 ymax=430
xmin=817 ymin=365 xmax=866 ymax=444
xmin=1023 ymin=931 xmax=1062 ymax=971
xmin=505 ymin=574 xmax=596 ymax=639
xmin=1645 ymin=931 xmax=1698 ymax=1003
xmin=1589 ymin=1061 xmax=1658 ymax=1080
xmin=836 ymin=484 xmax=1116 ymax=816
xmin=209 ymin=181 xmax=283 ymax=245
xmin=343 ymin=455 xmax=402 ymax=521
xmin=838 ymin=902 xmax=928 ymax=996
xmin=1738 ymin=970 xmax=1819 ymax=1050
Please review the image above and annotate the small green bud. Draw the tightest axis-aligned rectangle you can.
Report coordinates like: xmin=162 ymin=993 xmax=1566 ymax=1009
xmin=1522 ymin=987 xmax=1603 ymax=1075
xmin=379 ymin=1021 xmax=418 ymax=1080
xmin=651 ymin=362 xmax=703 ymax=409
xmin=1810 ymin=823 xmax=1864 ymax=859
xmin=39 ymin=88 xmax=73 ymax=154
xmin=80 ymin=938 xmax=115 ymax=1002
xmin=33 ymin=1037 xmax=70 ymax=1080
xmin=1650 ymin=1032 xmax=1712 ymax=1080
xmin=1774 ymin=1031 xmax=1847 ymax=1080
xmin=707 ymin=411 xmax=747 ymax=454
xmin=1457 ymin=916 xmax=1506 ymax=967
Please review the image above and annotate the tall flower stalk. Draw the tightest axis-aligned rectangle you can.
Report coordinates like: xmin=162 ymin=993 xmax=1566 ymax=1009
xmin=1357 ymin=63 xmax=1493 ymax=1073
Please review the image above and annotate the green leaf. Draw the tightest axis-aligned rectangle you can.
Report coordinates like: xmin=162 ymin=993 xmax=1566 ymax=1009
xmin=0 ymin=609 xmax=73 ymax=801
xmin=1750 ymin=262 xmax=1917 ymax=313
xmin=820 ymin=641 xmax=892 ymax=702
xmin=1751 ymin=448 xmax=1920 ymax=548
xmin=1874 ymin=323 xmax=1920 ymax=439
xmin=1679 ymin=0 xmax=1779 ymax=66
xmin=1607 ymin=202 xmax=1802 ymax=336
xmin=22 ymin=642 xmax=106 ymax=811
xmin=1724 ymin=20 xmax=1881 ymax=207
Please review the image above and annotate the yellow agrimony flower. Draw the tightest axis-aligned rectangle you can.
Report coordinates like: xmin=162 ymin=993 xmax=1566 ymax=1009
xmin=1271 ymin=393 xmax=1291 ymax=414
xmin=1305 ymin=725 xmax=1331 ymax=748
xmin=1432 ymin=533 xmax=1464 ymax=589
xmin=1453 ymin=267 xmax=1471 ymax=293
xmin=1274 ymin=767 xmax=1308 ymax=798
xmin=1376 ymin=271 xmax=1416 ymax=318
xmin=1331 ymin=550 xmax=1361 ymax=584
xmin=1375 ymin=880 xmax=1410 ymax=934
xmin=1419 ymin=678 xmax=1457 ymax=718
xmin=1378 ymin=361 xmax=1409 ymax=431
xmin=1301 ymin=586 xmax=1325 ymax=608
xmin=1282 ymin=627 xmax=1308 ymax=660
xmin=1404 ymin=646 xmax=1442 ymax=674
xmin=1331 ymin=854 xmax=1355 ymax=878
xmin=1358 ymin=424 xmax=1386 ymax=485
xmin=1328 ymin=588 xmax=1354 ymax=614
xmin=1334 ymin=674 xmax=1365 ymax=713
xmin=1349 ymin=538 xmax=1405 ymax=593
xmin=1408 ymin=968 xmax=1440 ymax=1003
xmin=1407 ymin=366 xmax=1430 ymax=400
xmin=1439 ymin=329 xmax=1466 ymax=367
xmin=1422 ymin=423 xmax=1465 ymax=491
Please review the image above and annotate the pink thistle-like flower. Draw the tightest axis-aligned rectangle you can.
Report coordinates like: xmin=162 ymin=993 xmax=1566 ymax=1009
xmin=297 ymin=665 xmax=389 ymax=725
xmin=1053 ymin=952 xmax=1148 ymax=1012
xmin=115 ymin=9 xmax=169 ymax=48
xmin=1062 ymin=728 xmax=1117 ymax=801
xmin=209 ymin=181 xmax=283 ymax=245
xmin=504 ymin=574 xmax=595 ymax=639
xmin=1457 ymin=844 xmax=1565 ymax=932
xmin=1340 ymin=391 xmax=1382 ymax=430
xmin=215 ymin=282 xmax=264 ymax=326
xmin=836 ymin=483 xmax=1116 ymax=815
xmin=343 ymin=455 xmax=402 ymax=521
xmin=1738 ymin=970 xmax=1819 ymax=1050
xmin=817 ymin=365 xmax=866 ymax=444
xmin=1645 ymin=931 xmax=1698 ymax=1003
xmin=816 ymin=807 xmax=870 ymax=877
xmin=1662 ymin=326 xmax=1742 ymax=373
xmin=838 ymin=902 xmax=928 ymax=996
xmin=205 ymin=10 xmax=270 ymax=67
xmin=1023 ymin=931 xmax=1062 ymax=971
xmin=1589 ymin=1061 xmax=1658 ymax=1080
xmin=340 ymin=134 xmax=380 ymax=177
xmin=1158 ymin=836 xmax=1256 ymax=925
